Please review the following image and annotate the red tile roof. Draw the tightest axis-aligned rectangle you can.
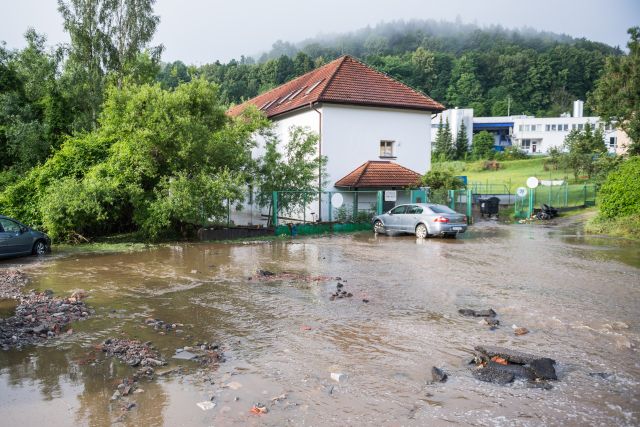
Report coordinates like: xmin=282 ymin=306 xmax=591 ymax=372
xmin=227 ymin=55 xmax=444 ymax=118
xmin=334 ymin=161 xmax=422 ymax=189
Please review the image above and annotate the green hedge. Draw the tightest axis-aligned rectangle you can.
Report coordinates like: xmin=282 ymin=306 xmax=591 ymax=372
xmin=598 ymin=157 xmax=640 ymax=219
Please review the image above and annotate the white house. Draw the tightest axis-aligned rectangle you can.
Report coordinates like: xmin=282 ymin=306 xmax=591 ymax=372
xmin=433 ymin=101 xmax=620 ymax=155
xmin=228 ymin=55 xmax=444 ymax=224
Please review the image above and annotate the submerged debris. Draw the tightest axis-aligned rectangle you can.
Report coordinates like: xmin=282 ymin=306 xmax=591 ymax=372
xmin=144 ymin=317 xmax=185 ymax=333
xmin=330 ymin=282 xmax=353 ymax=301
xmin=458 ymin=308 xmax=497 ymax=317
xmin=252 ymin=270 xmax=339 ymax=283
xmin=0 ymin=269 xmax=29 ymax=299
xmin=99 ymin=338 xmax=166 ymax=367
xmin=470 ymin=345 xmax=557 ymax=385
xmin=0 ymin=290 xmax=92 ymax=350
xmin=431 ymin=366 xmax=448 ymax=383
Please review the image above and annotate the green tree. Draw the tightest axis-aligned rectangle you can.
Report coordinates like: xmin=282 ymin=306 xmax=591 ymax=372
xmin=447 ymin=55 xmax=483 ymax=111
xmin=422 ymin=169 xmax=464 ymax=190
xmin=255 ymin=126 xmax=325 ymax=225
xmin=590 ymin=27 xmax=640 ymax=155
xmin=472 ymin=131 xmax=495 ymax=159
xmin=454 ymin=121 xmax=469 ymax=160
xmin=57 ymin=0 xmax=162 ymax=129
xmin=432 ymin=117 xmax=454 ymax=161
xmin=0 ymin=30 xmax=69 ymax=172
xmin=562 ymin=123 xmax=607 ymax=180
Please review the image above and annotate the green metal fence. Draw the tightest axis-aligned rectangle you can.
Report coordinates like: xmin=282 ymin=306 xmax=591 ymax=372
xmin=513 ymin=183 xmax=597 ymax=218
xmin=271 ymin=188 xmax=472 ymax=235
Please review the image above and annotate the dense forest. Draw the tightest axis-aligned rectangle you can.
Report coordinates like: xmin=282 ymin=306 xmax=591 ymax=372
xmin=157 ymin=20 xmax=622 ymax=118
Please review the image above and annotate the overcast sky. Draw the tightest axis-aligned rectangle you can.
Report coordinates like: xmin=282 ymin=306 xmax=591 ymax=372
xmin=1 ymin=0 xmax=638 ymax=64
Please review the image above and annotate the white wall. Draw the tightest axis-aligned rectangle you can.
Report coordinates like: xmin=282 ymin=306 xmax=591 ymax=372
xmin=321 ymin=104 xmax=432 ymax=189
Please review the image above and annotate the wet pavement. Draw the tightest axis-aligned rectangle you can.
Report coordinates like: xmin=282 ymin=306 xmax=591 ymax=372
xmin=0 ymin=219 xmax=639 ymax=426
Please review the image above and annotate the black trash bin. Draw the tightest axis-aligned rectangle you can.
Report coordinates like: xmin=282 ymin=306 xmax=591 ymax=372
xmin=479 ymin=197 xmax=500 ymax=217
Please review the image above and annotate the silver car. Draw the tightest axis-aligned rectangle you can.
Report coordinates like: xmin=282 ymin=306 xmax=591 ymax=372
xmin=0 ymin=215 xmax=51 ymax=259
xmin=372 ymin=203 xmax=468 ymax=238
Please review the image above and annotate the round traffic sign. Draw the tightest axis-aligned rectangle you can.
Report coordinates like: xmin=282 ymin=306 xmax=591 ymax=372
xmin=526 ymin=176 xmax=539 ymax=189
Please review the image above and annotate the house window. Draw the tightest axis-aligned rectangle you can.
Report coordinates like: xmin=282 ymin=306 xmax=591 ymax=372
xmin=563 ymin=124 xmax=569 ymax=131
xmin=572 ymin=124 xmax=577 ymax=130
xmin=545 ymin=124 xmax=551 ymax=131
xmin=609 ymin=137 xmax=616 ymax=148
xmin=551 ymin=124 xmax=557 ymax=131
xmin=521 ymin=139 xmax=531 ymax=150
xmin=578 ymin=123 xmax=584 ymax=130
xmin=379 ymin=140 xmax=395 ymax=158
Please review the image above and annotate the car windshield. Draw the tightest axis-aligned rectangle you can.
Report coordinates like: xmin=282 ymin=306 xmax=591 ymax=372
xmin=429 ymin=205 xmax=457 ymax=214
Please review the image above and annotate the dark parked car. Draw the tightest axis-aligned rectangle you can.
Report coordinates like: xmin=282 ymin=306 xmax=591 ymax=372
xmin=0 ymin=215 xmax=50 ymax=259
xmin=372 ymin=203 xmax=468 ymax=238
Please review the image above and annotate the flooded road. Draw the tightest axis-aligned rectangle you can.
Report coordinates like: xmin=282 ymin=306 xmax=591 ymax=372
xmin=0 ymin=220 xmax=639 ymax=426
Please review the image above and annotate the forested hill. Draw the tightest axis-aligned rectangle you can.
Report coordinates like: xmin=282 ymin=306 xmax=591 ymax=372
xmin=159 ymin=20 xmax=622 ymax=117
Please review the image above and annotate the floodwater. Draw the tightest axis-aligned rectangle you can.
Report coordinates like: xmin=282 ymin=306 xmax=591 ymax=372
xmin=0 ymin=219 xmax=639 ymax=426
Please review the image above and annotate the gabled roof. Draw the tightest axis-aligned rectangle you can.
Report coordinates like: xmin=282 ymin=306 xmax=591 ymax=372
xmin=227 ymin=55 xmax=445 ymax=119
xmin=334 ymin=161 xmax=422 ymax=189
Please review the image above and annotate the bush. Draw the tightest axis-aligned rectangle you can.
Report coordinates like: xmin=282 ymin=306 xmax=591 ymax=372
xmin=431 ymin=161 xmax=466 ymax=173
xmin=495 ymin=146 xmax=528 ymax=160
xmin=597 ymin=157 xmax=640 ymax=219
xmin=422 ymin=169 xmax=465 ymax=190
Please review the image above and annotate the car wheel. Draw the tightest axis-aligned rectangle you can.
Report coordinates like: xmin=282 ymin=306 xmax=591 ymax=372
xmin=32 ymin=240 xmax=47 ymax=256
xmin=415 ymin=223 xmax=428 ymax=239
xmin=373 ymin=220 xmax=385 ymax=234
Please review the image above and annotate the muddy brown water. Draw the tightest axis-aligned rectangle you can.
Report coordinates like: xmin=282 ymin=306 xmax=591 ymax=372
xmin=0 ymin=220 xmax=639 ymax=426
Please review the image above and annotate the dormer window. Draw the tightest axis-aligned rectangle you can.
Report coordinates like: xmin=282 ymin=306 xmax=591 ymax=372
xmin=379 ymin=140 xmax=395 ymax=158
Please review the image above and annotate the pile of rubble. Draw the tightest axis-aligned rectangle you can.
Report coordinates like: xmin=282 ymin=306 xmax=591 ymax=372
xmin=98 ymin=338 xmax=166 ymax=368
xmin=470 ymin=345 xmax=557 ymax=385
xmin=0 ymin=269 xmax=29 ymax=299
xmin=0 ymin=290 xmax=92 ymax=350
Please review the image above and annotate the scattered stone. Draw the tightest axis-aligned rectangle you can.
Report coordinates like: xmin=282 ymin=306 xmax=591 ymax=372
xmin=0 ymin=290 xmax=93 ymax=349
xmin=481 ymin=318 xmax=500 ymax=327
xmin=111 ymin=390 xmax=121 ymax=401
xmin=258 ymin=270 xmax=275 ymax=277
xmin=143 ymin=317 xmax=185 ymax=333
xmin=458 ymin=308 xmax=497 ymax=317
xmin=197 ymin=401 xmax=216 ymax=411
xmin=0 ymin=269 xmax=29 ymax=299
xmin=514 ymin=327 xmax=529 ymax=336
xmin=271 ymin=393 xmax=287 ymax=403
xmin=362 ymin=299 xmax=369 ymax=303
xmin=528 ymin=358 xmax=557 ymax=380
xmin=431 ymin=367 xmax=448 ymax=383
xmin=124 ymin=402 xmax=136 ymax=411
xmin=471 ymin=365 xmax=515 ymax=384
xmin=99 ymin=338 xmax=166 ymax=367
xmin=172 ymin=350 xmax=198 ymax=361
xmin=588 ymin=372 xmax=613 ymax=380
xmin=331 ymin=372 xmax=347 ymax=382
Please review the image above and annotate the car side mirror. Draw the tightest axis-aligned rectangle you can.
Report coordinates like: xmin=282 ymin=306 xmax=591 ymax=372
xmin=20 ymin=227 xmax=28 ymax=234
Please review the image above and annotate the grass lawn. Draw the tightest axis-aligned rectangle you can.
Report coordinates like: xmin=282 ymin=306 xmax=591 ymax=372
xmin=434 ymin=157 xmax=586 ymax=190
